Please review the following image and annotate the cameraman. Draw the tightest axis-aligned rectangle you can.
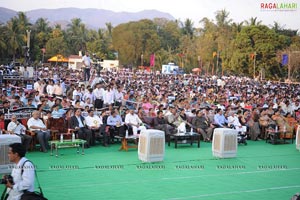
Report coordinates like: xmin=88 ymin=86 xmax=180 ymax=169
xmin=4 ymin=143 xmax=34 ymax=200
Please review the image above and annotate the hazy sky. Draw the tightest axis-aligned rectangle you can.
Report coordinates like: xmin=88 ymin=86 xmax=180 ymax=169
xmin=0 ymin=0 xmax=299 ymax=29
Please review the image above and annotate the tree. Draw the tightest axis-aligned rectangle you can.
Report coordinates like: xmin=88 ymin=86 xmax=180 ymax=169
xmin=214 ymin=9 xmax=233 ymax=75
xmin=45 ymin=28 xmax=68 ymax=58
xmin=228 ymin=25 xmax=286 ymax=78
xmin=154 ymin=18 xmax=181 ymax=52
xmin=0 ymin=23 xmax=7 ymax=61
xmin=6 ymin=17 xmax=24 ymax=62
xmin=112 ymin=19 xmax=161 ymax=67
xmin=67 ymin=18 xmax=88 ymax=54
xmin=181 ymin=18 xmax=195 ymax=39
xmin=31 ymin=18 xmax=52 ymax=62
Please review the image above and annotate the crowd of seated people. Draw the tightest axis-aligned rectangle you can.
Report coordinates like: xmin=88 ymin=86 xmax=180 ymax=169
xmin=1 ymin=67 xmax=300 ymax=152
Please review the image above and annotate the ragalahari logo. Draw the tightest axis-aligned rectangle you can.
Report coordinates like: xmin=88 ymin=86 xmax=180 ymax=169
xmin=260 ymin=2 xmax=298 ymax=11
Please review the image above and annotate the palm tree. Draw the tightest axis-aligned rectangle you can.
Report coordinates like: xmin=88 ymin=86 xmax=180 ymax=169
xmin=67 ymin=18 xmax=88 ymax=53
xmin=244 ymin=17 xmax=262 ymax=26
xmin=181 ymin=18 xmax=194 ymax=39
xmin=6 ymin=17 xmax=24 ymax=61
xmin=231 ymin=22 xmax=244 ymax=35
xmin=105 ymin=22 xmax=113 ymax=38
xmin=215 ymin=9 xmax=232 ymax=28
xmin=0 ymin=23 xmax=7 ymax=54
xmin=34 ymin=18 xmax=51 ymax=33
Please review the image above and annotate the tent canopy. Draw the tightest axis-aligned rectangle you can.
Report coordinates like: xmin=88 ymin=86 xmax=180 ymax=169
xmin=47 ymin=54 xmax=69 ymax=62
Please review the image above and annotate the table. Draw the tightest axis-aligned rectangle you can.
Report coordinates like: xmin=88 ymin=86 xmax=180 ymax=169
xmin=115 ymin=135 xmax=138 ymax=151
xmin=266 ymin=129 xmax=293 ymax=144
xmin=50 ymin=139 xmax=86 ymax=157
xmin=168 ymin=132 xmax=200 ymax=148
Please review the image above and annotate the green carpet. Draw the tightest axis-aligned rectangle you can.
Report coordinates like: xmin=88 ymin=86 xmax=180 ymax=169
xmin=1 ymin=140 xmax=299 ymax=200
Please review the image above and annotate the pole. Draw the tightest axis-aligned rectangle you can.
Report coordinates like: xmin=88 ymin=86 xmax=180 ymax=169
xmin=288 ymin=51 xmax=291 ymax=82
xmin=26 ymin=30 xmax=31 ymax=49
xmin=216 ymin=51 xmax=219 ymax=75
xmin=26 ymin=30 xmax=31 ymax=66
xmin=253 ymin=52 xmax=256 ymax=79
xmin=141 ymin=53 xmax=143 ymax=67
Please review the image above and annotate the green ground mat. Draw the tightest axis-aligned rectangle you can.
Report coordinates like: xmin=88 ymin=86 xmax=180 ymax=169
xmin=1 ymin=140 xmax=299 ymax=200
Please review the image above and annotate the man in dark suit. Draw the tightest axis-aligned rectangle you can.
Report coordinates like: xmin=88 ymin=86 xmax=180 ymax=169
xmin=70 ymin=108 xmax=92 ymax=148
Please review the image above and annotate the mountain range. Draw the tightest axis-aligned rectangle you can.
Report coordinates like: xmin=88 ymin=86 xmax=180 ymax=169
xmin=0 ymin=7 xmax=175 ymax=29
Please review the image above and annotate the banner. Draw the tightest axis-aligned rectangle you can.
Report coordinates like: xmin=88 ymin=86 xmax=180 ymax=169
xmin=282 ymin=54 xmax=288 ymax=66
xmin=150 ymin=54 xmax=155 ymax=67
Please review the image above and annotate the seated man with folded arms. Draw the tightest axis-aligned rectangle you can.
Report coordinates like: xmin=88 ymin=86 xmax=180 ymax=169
xmin=7 ymin=115 xmax=32 ymax=151
xmin=27 ymin=111 xmax=50 ymax=152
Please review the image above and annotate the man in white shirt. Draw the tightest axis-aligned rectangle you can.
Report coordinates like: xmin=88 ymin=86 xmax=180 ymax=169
xmin=72 ymin=86 xmax=82 ymax=101
xmin=46 ymin=80 xmax=54 ymax=96
xmin=27 ymin=111 xmax=50 ymax=153
xmin=93 ymin=83 xmax=104 ymax=109
xmin=82 ymin=52 xmax=92 ymax=81
xmin=125 ymin=108 xmax=146 ymax=135
xmin=7 ymin=115 xmax=32 ymax=151
xmin=82 ymin=88 xmax=95 ymax=104
xmin=114 ymin=85 xmax=124 ymax=107
xmin=103 ymin=85 xmax=115 ymax=106
xmin=52 ymin=81 xmax=63 ymax=97
xmin=85 ymin=109 xmax=105 ymax=146
xmin=5 ymin=143 xmax=35 ymax=200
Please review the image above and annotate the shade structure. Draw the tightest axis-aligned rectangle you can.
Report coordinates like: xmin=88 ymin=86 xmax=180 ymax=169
xmin=47 ymin=54 xmax=69 ymax=62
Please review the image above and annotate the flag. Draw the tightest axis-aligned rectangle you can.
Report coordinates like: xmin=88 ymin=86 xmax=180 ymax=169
xmin=178 ymin=53 xmax=184 ymax=57
xmin=282 ymin=54 xmax=288 ymax=66
xmin=213 ymin=52 xmax=217 ymax=58
xmin=150 ymin=54 xmax=155 ymax=67
xmin=250 ymin=53 xmax=255 ymax=60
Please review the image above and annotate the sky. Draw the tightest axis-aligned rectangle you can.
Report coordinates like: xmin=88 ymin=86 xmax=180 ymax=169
xmin=0 ymin=0 xmax=299 ymax=30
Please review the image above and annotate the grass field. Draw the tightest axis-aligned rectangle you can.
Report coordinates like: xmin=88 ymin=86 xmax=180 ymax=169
xmin=1 ymin=139 xmax=299 ymax=200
